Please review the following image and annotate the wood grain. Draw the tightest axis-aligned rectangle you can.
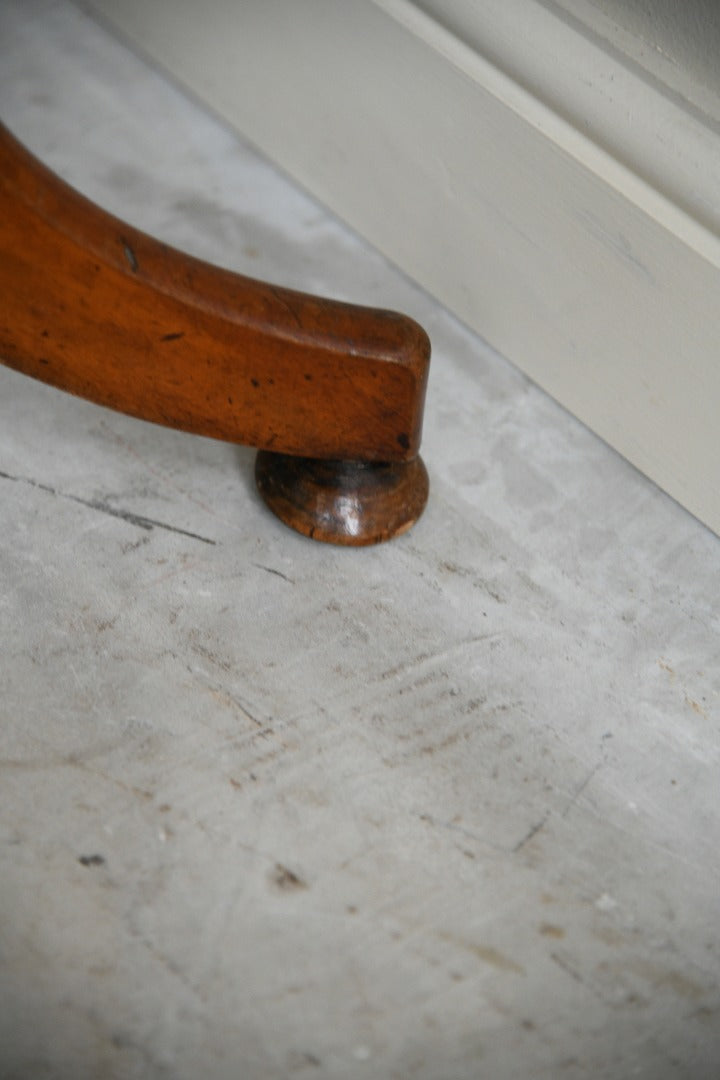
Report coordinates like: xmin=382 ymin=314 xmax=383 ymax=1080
xmin=0 ymin=121 xmax=430 ymax=465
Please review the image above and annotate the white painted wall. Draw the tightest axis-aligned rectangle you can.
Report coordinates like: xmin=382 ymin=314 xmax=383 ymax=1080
xmin=552 ymin=0 xmax=720 ymax=116
xmin=412 ymin=0 xmax=720 ymax=230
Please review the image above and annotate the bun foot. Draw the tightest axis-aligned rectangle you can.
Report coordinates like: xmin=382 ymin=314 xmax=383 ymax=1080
xmin=255 ymin=452 xmax=429 ymax=546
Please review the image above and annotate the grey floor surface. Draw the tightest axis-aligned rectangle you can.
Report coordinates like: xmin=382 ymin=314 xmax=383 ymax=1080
xmin=1 ymin=2 xmax=719 ymax=1078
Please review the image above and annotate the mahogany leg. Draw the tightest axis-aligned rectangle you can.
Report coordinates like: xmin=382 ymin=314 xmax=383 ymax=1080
xmin=0 ymin=122 xmax=430 ymax=545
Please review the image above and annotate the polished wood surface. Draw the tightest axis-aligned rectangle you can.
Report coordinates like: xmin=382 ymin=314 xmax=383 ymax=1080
xmin=0 ymin=121 xmax=430 ymax=542
xmin=255 ymin=453 xmax=429 ymax=545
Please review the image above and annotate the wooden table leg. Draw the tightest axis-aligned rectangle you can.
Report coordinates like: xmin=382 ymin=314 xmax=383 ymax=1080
xmin=0 ymin=122 xmax=430 ymax=544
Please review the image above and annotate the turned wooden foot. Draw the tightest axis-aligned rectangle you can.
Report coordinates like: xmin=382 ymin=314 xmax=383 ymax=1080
xmin=0 ymin=122 xmax=430 ymax=545
xmin=256 ymin=453 xmax=429 ymax=546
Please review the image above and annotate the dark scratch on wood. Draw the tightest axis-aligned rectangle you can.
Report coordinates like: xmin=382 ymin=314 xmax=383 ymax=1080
xmin=270 ymin=286 xmax=303 ymax=329
xmin=121 ymin=237 xmax=138 ymax=272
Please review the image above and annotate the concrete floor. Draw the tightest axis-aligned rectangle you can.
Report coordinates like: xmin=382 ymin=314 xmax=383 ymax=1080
xmin=1 ymin=2 xmax=719 ymax=1078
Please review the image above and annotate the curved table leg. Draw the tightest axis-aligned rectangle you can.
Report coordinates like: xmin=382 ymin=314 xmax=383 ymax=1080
xmin=0 ymin=122 xmax=430 ymax=544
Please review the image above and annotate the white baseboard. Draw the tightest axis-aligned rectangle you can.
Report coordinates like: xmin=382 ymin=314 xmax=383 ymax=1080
xmin=81 ymin=0 xmax=720 ymax=536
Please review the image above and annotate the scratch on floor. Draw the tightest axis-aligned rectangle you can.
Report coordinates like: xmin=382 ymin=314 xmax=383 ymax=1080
xmin=562 ymin=763 xmax=602 ymax=818
xmin=379 ymin=633 xmax=502 ymax=682
xmin=513 ymin=813 xmax=550 ymax=853
xmin=418 ymin=812 xmax=505 ymax=853
xmin=551 ymin=951 xmax=585 ymax=986
xmin=0 ymin=469 xmax=216 ymax=544
xmin=253 ymin=563 xmax=295 ymax=584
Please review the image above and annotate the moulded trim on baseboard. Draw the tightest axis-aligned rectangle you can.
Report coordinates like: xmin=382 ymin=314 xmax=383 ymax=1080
xmin=80 ymin=0 xmax=720 ymax=535
xmin=403 ymin=0 xmax=720 ymax=257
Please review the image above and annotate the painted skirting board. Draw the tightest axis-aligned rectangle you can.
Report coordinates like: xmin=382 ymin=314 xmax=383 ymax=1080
xmin=80 ymin=0 xmax=720 ymax=535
